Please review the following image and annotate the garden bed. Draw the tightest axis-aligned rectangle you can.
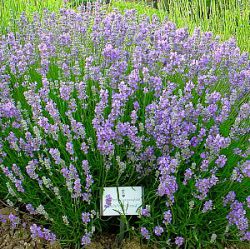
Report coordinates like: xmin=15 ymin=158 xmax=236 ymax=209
xmin=0 ymin=1 xmax=249 ymax=248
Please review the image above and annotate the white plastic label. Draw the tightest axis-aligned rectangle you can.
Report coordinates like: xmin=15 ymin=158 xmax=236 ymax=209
xmin=101 ymin=186 xmax=143 ymax=216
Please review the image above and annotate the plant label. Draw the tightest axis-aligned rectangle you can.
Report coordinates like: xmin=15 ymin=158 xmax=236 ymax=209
xmin=101 ymin=186 xmax=143 ymax=216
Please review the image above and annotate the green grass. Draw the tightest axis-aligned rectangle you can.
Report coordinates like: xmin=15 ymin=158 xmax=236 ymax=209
xmin=0 ymin=0 xmax=65 ymax=32
xmin=111 ymin=0 xmax=250 ymax=53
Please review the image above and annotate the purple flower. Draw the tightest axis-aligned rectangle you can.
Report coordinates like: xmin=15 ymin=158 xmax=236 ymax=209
xmin=227 ymin=200 xmax=248 ymax=232
xmin=175 ymin=236 xmax=184 ymax=247
xmin=241 ymin=160 xmax=250 ymax=177
xmin=157 ymin=175 xmax=178 ymax=200
xmin=43 ymin=228 xmax=57 ymax=242
xmin=246 ymin=196 xmax=250 ymax=208
xmin=26 ymin=204 xmax=36 ymax=215
xmin=140 ymin=227 xmax=150 ymax=240
xmin=163 ymin=210 xmax=172 ymax=225
xmin=202 ymin=200 xmax=213 ymax=213
xmin=141 ymin=207 xmax=150 ymax=217
xmin=241 ymin=231 xmax=250 ymax=241
xmin=49 ymin=148 xmax=61 ymax=164
xmin=81 ymin=233 xmax=91 ymax=245
xmin=26 ymin=160 xmax=39 ymax=180
xmin=183 ymin=168 xmax=193 ymax=185
xmin=73 ymin=178 xmax=82 ymax=198
xmin=0 ymin=6 xmax=249 ymax=248
xmin=8 ymin=213 xmax=20 ymax=228
xmin=81 ymin=212 xmax=91 ymax=224
xmin=223 ymin=191 xmax=236 ymax=206
xmin=66 ymin=141 xmax=74 ymax=155
xmin=15 ymin=179 xmax=24 ymax=192
xmin=30 ymin=224 xmax=44 ymax=239
xmin=30 ymin=224 xmax=56 ymax=242
xmin=154 ymin=226 xmax=164 ymax=236
xmin=0 ymin=214 xmax=7 ymax=223
xmin=215 ymin=155 xmax=227 ymax=168
xmin=195 ymin=175 xmax=218 ymax=200
xmin=0 ymin=101 xmax=20 ymax=118
xmin=103 ymin=44 xmax=120 ymax=61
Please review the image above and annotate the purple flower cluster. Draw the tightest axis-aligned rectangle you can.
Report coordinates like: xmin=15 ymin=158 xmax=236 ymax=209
xmin=30 ymin=224 xmax=56 ymax=242
xmin=26 ymin=204 xmax=36 ymax=215
xmin=154 ymin=225 xmax=164 ymax=236
xmin=8 ymin=213 xmax=20 ymax=228
xmin=61 ymin=164 xmax=83 ymax=198
xmin=223 ymin=191 xmax=236 ymax=206
xmin=163 ymin=210 xmax=172 ymax=225
xmin=141 ymin=206 xmax=150 ymax=217
xmin=223 ymin=192 xmax=249 ymax=241
xmin=195 ymin=175 xmax=218 ymax=200
xmin=202 ymin=200 xmax=213 ymax=213
xmin=1 ymin=165 xmax=25 ymax=193
xmin=140 ymin=227 xmax=150 ymax=240
xmin=175 ymin=236 xmax=185 ymax=247
xmin=226 ymin=200 xmax=249 ymax=236
xmin=0 ymin=214 xmax=7 ymax=223
xmin=0 ymin=3 xmax=249 ymax=246
xmin=81 ymin=212 xmax=91 ymax=225
xmin=82 ymin=160 xmax=93 ymax=203
xmin=81 ymin=232 xmax=92 ymax=246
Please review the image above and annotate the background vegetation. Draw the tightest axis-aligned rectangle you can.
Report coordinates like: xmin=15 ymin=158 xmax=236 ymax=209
xmin=112 ymin=0 xmax=250 ymax=52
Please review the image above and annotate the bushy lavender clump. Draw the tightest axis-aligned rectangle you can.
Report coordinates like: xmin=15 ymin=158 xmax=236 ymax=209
xmin=0 ymin=2 xmax=249 ymax=247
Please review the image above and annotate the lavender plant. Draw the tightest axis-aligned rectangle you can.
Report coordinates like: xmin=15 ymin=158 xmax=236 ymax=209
xmin=0 ymin=3 xmax=249 ymax=248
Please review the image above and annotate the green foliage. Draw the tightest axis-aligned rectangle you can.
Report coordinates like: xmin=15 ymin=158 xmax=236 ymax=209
xmin=112 ymin=0 xmax=250 ymax=52
xmin=0 ymin=0 xmax=65 ymax=32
